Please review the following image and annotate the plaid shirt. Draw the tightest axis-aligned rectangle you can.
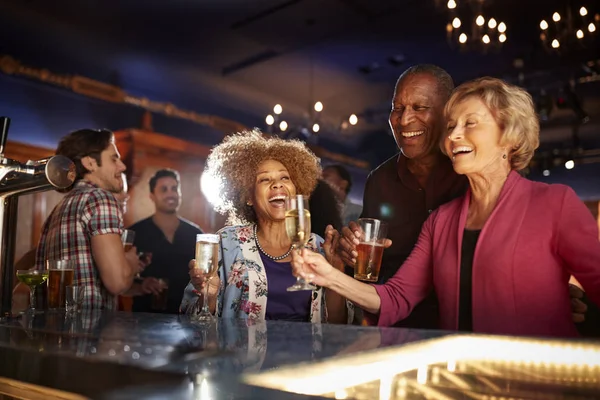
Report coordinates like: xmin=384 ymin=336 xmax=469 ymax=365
xmin=35 ymin=180 xmax=124 ymax=310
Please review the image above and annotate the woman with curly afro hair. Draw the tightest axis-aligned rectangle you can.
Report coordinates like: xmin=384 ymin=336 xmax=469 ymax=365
xmin=180 ymin=130 xmax=351 ymax=324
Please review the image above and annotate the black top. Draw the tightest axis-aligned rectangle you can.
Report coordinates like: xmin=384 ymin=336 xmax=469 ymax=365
xmin=361 ymin=153 xmax=468 ymax=329
xmin=459 ymin=229 xmax=481 ymax=332
xmin=129 ymin=217 xmax=203 ymax=314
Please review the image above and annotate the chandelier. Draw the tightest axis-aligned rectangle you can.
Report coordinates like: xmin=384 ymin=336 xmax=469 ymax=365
xmin=444 ymin=0 xmax=507 ymax=52
xmin=539 ymin=3 xmax=598 ymax=52
xmin=264 ymin=102 xmax=358 ymax=138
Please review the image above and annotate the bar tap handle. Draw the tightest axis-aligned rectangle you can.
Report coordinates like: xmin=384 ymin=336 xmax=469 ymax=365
xmin=0 ymin=117 xmax=10 ymax=157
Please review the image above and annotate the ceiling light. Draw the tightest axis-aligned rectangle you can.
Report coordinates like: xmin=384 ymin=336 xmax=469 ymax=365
xmin=498 ymin=22 xmax=507 ymax=33
xmin=476 ymin=15 xmax=485 ymax=26
xmin=482 ymin=34 xmax=491 ymax=44
xmin=499 ymin=34 xmax=506 ymax=43
xmin=580 ymin=7 xmax=588 ymax=16
xmin=553 ymin=12 xmax=561 ymax=22
xmin=488 ymin=18 xmax=497 ymax=29
xmin=265 ymin=115 xmax=274 ymax=125
xmin=452 ymin=17 xmax=461 ymax=28
xmin=447 ymin=0 xmax=456 ymax=9
xmin=577 ymin=29 xmax=584 ymax=39
xmin=349 ymin=114 xmax=358 ymax=125
xmin=314 ymin=101 xmax=323 ymax=112
xmin=279 ymin=120 xmax=288 ymax=131
xmin=540 ymin=20 xmax=548 ymax=30
xmin=552 ymin=39 xmax=560 ymax=48
xmin=273 ymin=104 xmax=282 ymax=115
xmin=589 ymin=23 xmax=596 ymax=33
xmin=312 ymin=123 xmax=320 ymax=133
xmin=565 ymin=160 xmax=574 ymax=169
xmin=459 ymin=33 xmax=467 ymax=43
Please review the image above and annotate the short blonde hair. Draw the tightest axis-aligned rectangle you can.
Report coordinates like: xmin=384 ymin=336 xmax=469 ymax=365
xmin=443 ymin=77 xmax=540 ymax=171
xmin=204 ymin=129 xmax=321 ymax=224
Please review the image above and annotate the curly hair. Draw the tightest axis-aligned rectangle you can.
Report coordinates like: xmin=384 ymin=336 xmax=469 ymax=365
xmin=443 ymin=77 xmax=540 ymax=171
xmin=204 ymin=129 xmax=321 ymax=224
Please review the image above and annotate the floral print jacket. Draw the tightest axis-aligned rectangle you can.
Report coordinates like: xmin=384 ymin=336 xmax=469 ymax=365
xmin=180 ymin=224 xmax=352 ymax=323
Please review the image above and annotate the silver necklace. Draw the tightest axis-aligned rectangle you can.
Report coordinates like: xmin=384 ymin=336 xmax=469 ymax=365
xmin=254 ymin=224 xmax=292 ymax=261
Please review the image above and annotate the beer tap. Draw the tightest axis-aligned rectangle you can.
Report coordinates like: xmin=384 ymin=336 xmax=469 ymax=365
xmin=0 ymin=117 xmax=76 ymax=320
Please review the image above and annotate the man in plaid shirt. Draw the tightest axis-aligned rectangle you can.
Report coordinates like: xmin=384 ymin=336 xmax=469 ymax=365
xmin=35 ymin=129 xmax=141 ymax=310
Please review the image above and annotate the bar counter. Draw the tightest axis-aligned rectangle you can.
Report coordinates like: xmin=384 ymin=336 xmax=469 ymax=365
xmin=0 ymin=311 xmax=447 ymax=399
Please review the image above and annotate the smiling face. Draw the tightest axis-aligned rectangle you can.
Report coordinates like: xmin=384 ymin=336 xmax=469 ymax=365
xmin=150 ymin=176 xmax=181 ymax=214
xmin=84 ymin=142 xmax=126 ymax=193
xmin=389 ymin=73 xmax=447 ymax=160
xmin=444 ymin=96 xmax=510 ymax=176
xmin=251 ymin=159 xmax=297 ymax=223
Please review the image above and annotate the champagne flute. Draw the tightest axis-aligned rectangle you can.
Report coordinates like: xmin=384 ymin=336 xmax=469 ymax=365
xmin=192 ymin=234 xmax=220 ymax=322
xmin=16 ymin=270 xmax=48 ymax=314
xmin=285 ymin=195 xmax=316 ymax=291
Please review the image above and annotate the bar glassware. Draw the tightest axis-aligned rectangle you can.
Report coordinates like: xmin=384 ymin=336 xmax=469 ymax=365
xmin=354 ymin=218 xmax=388 ymax=282
xmin=46 ymin=260 xmax=75 ymax=310
xmin=285 ymin=195 xmax=315 ymax=291
xmin=192 ymin=234 xmax=219 ymax=322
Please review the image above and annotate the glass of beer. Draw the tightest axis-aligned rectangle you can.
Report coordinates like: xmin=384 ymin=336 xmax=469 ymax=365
xmin=121 ymin=229 xmax=135 ymax=251
xmin=354 ymin=218 xmax=388 ymax=282
xmin=285 ymin=195 xmax=315 ymax=292
xmin=193 ymin=234 xmax=219 ymax=322
xmin=16 ymin=270 xmax=48 ymax=314
xmin=46 ymin=260 xmax=75 ymax=310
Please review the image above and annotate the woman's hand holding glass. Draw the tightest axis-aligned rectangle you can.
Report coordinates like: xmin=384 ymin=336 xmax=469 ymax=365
xmin=290 ymin=248 xmax=339 ymax=288
xmin=189 ymin=259 xmax=220 ymax=296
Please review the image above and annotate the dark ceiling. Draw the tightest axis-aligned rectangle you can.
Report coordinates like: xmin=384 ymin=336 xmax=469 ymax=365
xmin=0 ymin=0 xmax=599 ymax=164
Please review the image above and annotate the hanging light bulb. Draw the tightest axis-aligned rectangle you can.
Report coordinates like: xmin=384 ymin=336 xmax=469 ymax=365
xmin=476 ymin=15 xmax=485 ymax=26
xmin=589 ymin=23 xmax=597 ymax=33
xmin=312 ymin=123 xmax=320 ymax=133
xmin=447 ymin=0 xmax=456 ymax=9
xmin=499 ymin=33 xmax=507 ymax=43
xmin=498 ymin=22 xmax=506 ymax=33
xmin=273 ymin=104 xmax=282 ymax=115
xmin=482 ymin=34 xmax=491 ymax=44
xmin=349 ymin=114 xmax=358 ymax=125
xmin=452 ymin=17 xmax=461 ymax=28
xmin=279 ymin=120 xmax=288 ymax=131
xmin=459 ymin=33 xmax=468 ymax=43
xmin=540 ymin=20 xmax=548 ymax=30
xmin=580 ymin=7 xmax=588 ymax=17
xmin=551 ymin=39 xmax=560 ymax=48
xmin=576 ymin=29 xmax=584 ymax=39
xmin=265 ymin=115 xmax=274 ymax=125
xmin=488 ymin=18 xmax=497 ymax=29
xmin=314 ymin=101 xmax=323 ymax=112
xmin=552 ymin=12 xmax=561 ymax=22
xmin=565 ymin=160 xmax=574 ymax=170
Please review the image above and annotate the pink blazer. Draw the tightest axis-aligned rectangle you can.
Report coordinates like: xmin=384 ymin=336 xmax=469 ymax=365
xmin=371 ymin=171 xmax=600 ymax=337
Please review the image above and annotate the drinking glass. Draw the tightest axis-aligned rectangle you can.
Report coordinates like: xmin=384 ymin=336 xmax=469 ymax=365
xmin=285 ymin=195 xmax=315 ymax=291
xmin=353 ymin=218 xmax=388 ymax=282
xmin=15 ymin=270 xmax=48 ymax=314
xmin=192 ymin=234 xmax=219 ymax=322
xmin=46 ymin=260 xmax=75 ymax=310
xmin=65 ymin=285 xmax=85 ymax=314
xmin=121 ymin=229 xmax=136 ymax=251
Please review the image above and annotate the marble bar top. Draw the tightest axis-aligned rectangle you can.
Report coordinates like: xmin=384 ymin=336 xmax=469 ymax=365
xmin=0 ymin=311 xmax=450 ymax=399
